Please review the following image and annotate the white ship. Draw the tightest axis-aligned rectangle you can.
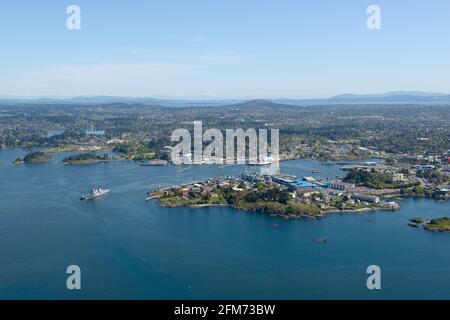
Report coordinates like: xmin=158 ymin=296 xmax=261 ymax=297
xmin=80 ymin=187 xmax=111 ymax=200
xmin=247 ymin=159 xmax=272 ymax=166
xmin=248 ymin=152 xmax=274 ymax=166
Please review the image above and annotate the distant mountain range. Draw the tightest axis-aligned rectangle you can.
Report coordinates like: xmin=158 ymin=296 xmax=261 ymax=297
xmin=0 ymin=96 xmax=243 ymax=107
xmin=328 ymin=91 xmax=450 ymax=102
xmin=275 ymin=91 xmax=450 ymax=106
xmin=1 ymin=91 xmax=450 ymax=107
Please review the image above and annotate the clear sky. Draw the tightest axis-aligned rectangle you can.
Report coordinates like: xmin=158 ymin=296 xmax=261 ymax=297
xmin=1 ymin=0 xmax=450 ymax=98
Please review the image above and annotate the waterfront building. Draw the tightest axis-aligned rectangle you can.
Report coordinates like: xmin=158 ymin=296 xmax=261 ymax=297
xmin=327 ymin=181 xmax=355 ymax=191
xmin=290 ymin=180 xmax=318 ymax=189
xmin=271 ymin=174 xmax=297 ymax=186
xmin=351 ymin=194 xmax=380 ymax=204
xmin=433 ymin=188 xmax=450 ymax=199
xmin=296 ymin=188 xmax=320 ymax=198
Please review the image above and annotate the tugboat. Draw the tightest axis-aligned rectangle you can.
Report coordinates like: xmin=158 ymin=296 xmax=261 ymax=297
xmin=80 ymin=187 xmax=111 ymax=200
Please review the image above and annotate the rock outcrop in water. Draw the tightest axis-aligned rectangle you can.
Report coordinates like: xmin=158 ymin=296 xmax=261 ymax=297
xmin=22 ymin=151 xmax=52 ymax=163
xmin=409 ymin=217 xmax=450 ymax=232
xmin=424 ymin=217 xmax=450 ymax=232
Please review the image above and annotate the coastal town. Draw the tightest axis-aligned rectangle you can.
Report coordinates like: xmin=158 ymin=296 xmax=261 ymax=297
xmin=146 ymin=153 xmax=450 ymax=224
xmin=7 ymin=123 xmax=450 ymax=226
xmin=2 ymin=102 xmax=450 ymax=230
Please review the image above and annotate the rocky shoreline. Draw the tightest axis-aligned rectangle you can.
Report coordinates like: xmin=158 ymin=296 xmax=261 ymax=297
xmin=156 ymin=198 xmax=398 ymax=220
xmin=408 ymin=217 xmax=450 ymax=233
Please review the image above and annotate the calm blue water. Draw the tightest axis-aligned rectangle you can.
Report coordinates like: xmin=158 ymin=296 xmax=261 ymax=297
xmin=0 ymin=149 xmax=449 ymax=299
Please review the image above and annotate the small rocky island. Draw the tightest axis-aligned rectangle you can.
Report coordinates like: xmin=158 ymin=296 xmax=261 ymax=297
xmin=409 ymin=217 xmax=450 ymax=232
xmin=62 ymin=152 xmax=113 ymax=165
xmin=424 ymin=218 xmax=450 ymax=232
xmin=14 ymin=151 xmax=52 ymax=164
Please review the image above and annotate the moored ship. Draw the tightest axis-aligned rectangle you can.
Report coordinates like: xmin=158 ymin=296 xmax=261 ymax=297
xmin=140 ymin=160 xmax=168 ymax=166
xmin=80 ymin=187 xmax=111 ymax=200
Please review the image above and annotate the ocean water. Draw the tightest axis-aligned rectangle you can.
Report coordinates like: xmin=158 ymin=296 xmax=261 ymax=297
xmin=0 ymin=149 xmax=449 ymax=299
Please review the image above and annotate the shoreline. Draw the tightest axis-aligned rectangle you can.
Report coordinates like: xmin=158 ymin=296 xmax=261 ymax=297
xmin=62 ymin=159 xmax=117 ymax=165
xmin=155 ymin=199 xmax=399 ymax=220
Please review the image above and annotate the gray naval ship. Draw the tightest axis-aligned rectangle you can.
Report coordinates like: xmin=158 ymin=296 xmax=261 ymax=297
xmin=80 ymin=187 xmax=111 ymax=200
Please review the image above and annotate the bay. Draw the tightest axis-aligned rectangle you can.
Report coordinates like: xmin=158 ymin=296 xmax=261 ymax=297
xmin=0 ymin=149 xmax=449 ymax=299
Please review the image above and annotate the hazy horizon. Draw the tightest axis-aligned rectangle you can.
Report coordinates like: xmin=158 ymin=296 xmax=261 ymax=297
xmin=1 ymin=90 xmax=450 ymax=102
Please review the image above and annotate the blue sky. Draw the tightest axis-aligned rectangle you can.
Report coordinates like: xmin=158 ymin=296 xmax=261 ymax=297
xmin=1 ymin=0 xmax=450 ymax=98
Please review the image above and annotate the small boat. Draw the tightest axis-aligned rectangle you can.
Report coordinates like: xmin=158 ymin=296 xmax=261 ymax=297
xmin=176 ymin=166 xmax=192 ymax=173
xmin=248 ymin=161 xmax=272 ymax=166
xmin=140 ymin=160 xmax=168 ymax=166
xmin=315 ymin=236 xmax=329 ymax=244
xmin=80 ymin=187 xmax=111 ymax=200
